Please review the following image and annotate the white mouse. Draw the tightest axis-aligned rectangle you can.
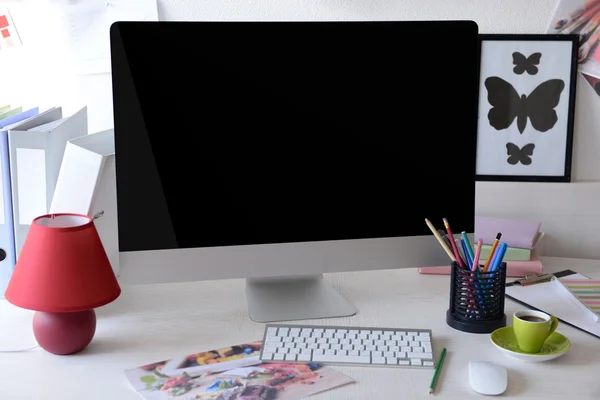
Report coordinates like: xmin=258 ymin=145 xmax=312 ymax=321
xmin=468 ymin=361 xmax=508 ymax=395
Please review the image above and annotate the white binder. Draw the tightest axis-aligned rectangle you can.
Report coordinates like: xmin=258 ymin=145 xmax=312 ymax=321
xmin=50 ymin=129 xmax=119 ymax=276
xmin=8 ymin=107 xmax=88 ymax=258
xmin=0 ymin=107 xmax=39 ymax=299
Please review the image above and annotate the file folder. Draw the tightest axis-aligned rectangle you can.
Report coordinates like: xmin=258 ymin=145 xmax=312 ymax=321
xmin=0 ymin=107 xmax=39 ymax=299
xmin=51 ymin=129 xmax=119 ymax=276
xmin=7 ymin=107 xmax=88 ymax=258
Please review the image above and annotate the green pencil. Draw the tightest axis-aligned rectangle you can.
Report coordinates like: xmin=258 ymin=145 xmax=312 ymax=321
xmin=429 ymin=347 xmax=447 ymax=395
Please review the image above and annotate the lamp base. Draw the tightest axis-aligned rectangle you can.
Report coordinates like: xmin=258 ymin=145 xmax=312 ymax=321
xmin=32 ymin=310 xmax=97 ymax=355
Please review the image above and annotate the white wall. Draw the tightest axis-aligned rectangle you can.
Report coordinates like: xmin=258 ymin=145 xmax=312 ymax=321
xmin=2 ymin=0 xmax=600 ymax=258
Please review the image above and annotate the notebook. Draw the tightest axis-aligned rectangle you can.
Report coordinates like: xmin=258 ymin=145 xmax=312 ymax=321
xmin=555 ymin=279 xmax=600 ymax=322
xmin=475 ymin=216 xmax=541 ymax=249
xmin=505 ymin=271 xmax=600 ymax=339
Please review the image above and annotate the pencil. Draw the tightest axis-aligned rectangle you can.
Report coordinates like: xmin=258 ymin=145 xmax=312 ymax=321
xmin=472 ymin=238 xmax=483 ymax=272
xmin=443 ymin=218 xmax=466 ymax=268
xmin=461 ymin=231 xmax=475 ymax=262
xmin=425 ymin=219 xmax=456 ymax=262
xmin=482 ymin=233 xmax=501 ymax=272
xmin=429 ymin=347 xmax=447 ymax=395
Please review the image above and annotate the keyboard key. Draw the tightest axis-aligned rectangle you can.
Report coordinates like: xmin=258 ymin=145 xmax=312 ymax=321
xmin=313 ymin=354 xmax=371 ymax=364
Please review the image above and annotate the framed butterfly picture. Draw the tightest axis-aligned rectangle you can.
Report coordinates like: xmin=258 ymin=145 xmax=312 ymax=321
xmin=475 ymin=34 xmax=578 ymax=182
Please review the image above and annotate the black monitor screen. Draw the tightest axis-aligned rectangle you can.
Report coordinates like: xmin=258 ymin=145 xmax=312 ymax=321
xmin=110 ymin=21 xmax=479 ymax=252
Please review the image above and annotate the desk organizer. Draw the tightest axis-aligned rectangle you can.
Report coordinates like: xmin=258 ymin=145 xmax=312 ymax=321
xmin=446 ymin=261 xmax=507 ymax=334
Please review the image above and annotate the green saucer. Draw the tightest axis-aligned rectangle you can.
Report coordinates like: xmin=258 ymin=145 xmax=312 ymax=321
xmin=490 ymin=326 xmax=570 ymax=362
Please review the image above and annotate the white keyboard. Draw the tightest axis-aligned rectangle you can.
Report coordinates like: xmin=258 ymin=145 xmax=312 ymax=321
xmin=259 ymin=324 xmax=435 ymax=368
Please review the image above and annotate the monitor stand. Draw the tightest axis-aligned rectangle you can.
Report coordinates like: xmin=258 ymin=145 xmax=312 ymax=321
xmin=245 ymin=274 xmax=358 ymax=323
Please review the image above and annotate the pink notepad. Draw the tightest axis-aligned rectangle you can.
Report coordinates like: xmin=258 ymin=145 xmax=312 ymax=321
xmin=475 ymin=216 xmax=541 ymax=249
xmin=417 ymin=250 xmax=543 ymax=277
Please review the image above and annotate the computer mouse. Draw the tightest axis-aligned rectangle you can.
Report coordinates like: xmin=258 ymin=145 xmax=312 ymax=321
xmin=468 ymin=361 xmax=508 ymax=395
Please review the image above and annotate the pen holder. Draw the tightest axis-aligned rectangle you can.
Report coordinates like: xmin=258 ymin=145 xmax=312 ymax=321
xmin=446 ymin=261 xmax=507 ymax=334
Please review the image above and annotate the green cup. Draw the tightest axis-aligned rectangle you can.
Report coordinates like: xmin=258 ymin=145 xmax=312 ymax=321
xmin=513 ymin=310 xmax=559 ymax=353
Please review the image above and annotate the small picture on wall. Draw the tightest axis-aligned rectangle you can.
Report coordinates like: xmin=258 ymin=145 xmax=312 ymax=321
xmin=475 ymin=34 xmax=578 ymax=182
xmin=547 ymin=0 xmax=600 ymax=97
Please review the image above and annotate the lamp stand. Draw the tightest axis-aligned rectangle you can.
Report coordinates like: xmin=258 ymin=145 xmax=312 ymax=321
xmin=32 ymin=310 xmax=97 ymax=355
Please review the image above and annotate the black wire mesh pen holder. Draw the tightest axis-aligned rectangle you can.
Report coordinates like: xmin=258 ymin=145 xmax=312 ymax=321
xmin=446 ymin=261 xmax=507 ymax=334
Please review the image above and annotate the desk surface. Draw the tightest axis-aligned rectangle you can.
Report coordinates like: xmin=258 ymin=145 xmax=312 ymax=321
xmin=2 ymin=256 xmax=600 ymax=399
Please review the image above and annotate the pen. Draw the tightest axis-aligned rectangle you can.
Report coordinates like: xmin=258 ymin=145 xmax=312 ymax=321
xmin=425 ymin=219 xmax=456 ymax=262
xmin=461 ymin=231 xmax=474 ymax=262
xmin=429 ymin=347 xmax=447 ymax=395
xmin=482 ymin=233 xmax=502 ymax=272
xmin=443 ymin=218 xmax=466 ymax=268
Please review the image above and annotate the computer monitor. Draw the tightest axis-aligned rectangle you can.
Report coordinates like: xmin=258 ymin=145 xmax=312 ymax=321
xmin=110 ymin=20 xmax=479 ymax=322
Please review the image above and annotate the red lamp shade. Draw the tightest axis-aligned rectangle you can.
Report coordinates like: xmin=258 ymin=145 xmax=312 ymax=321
xmin=5 ymin=213 xmax=121 ymax=355
xmin=6 ymin=213 xmax=120 ymax=311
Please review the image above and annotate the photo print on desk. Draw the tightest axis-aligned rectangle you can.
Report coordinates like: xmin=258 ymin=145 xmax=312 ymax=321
xmin=476 ymin=34 xmax=578 ymax=182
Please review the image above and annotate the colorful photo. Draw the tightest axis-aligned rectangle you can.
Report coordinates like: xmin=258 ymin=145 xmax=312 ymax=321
xmin=125 ymin=346 xmax=354 ymax=400
xmin=548 ymin=0 xmax=600 ymax=93
xmin=137 ymin=342 xmax=264 ymax=378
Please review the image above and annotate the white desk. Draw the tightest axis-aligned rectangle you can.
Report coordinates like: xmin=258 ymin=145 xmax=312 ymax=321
xmin=1 ymin=256 xmax=600 ymax=399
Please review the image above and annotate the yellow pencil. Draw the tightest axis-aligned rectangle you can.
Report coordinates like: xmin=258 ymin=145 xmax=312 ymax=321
xmin=482 ymin=233 xmax=502 ymax=272
xmin=425 ymin=218 xmax=456 ymax=262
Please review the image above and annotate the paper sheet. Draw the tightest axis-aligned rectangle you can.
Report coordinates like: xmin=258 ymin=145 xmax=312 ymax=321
xmin=506 ymin=273 xmax=600 ymax=338
xmin=54 ymin=0 xmax=158 ymax=75
xmin=124 ymin=341 xmax=354 ymax=400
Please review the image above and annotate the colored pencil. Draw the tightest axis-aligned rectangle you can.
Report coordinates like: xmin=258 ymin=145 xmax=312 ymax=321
xmin=490 ymin=242 xmax=508 ymax=272
xmin=443 ymin=218 xmax=466 ymax=268
xmin=461 ymin=239 xmax=473 ymax=269
xmin=425 ymin=219 xmax=456 ymax=262
xmin=429 ymin=347 xmax=447 ymax=395
xmin=461 ymin=231 xmax=474 ymax=262
xmin=471 ymin=238 xmax=483 ymax=272
xmin=482 ymin=233 xmax=501 ymax=272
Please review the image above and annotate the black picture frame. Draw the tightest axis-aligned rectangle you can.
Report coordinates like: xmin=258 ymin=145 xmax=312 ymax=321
xmin=475 ymin=34 xmax=578 ymax=183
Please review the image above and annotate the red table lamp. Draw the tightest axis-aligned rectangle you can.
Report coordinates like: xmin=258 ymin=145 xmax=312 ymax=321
xmin=5 ymin=213 xmax=121 ymax=355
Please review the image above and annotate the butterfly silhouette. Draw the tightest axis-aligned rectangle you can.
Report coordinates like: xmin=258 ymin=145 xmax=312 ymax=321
xmin=512 ymin=52 xmax=542 ymax=75
xmin=485 ymin=76 xmax=565 ymax=134
xmin=506 ymin=142 xmax=535 ymax=165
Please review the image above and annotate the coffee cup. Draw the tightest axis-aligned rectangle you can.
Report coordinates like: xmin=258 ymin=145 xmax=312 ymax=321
xmin=513 ymin=310 xmax=559 ymax=353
